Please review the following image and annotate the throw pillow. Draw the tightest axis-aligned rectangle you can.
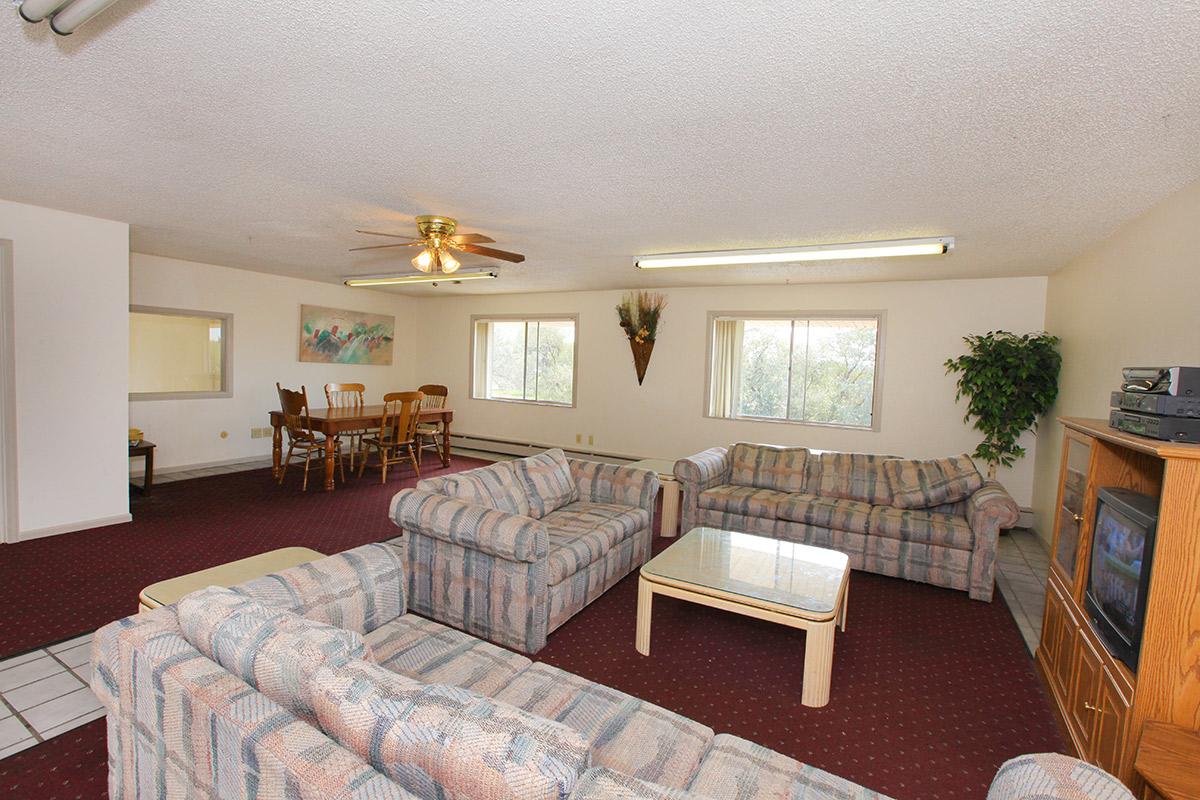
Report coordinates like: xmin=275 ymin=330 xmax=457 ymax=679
xmin=884 ymin=455 xmax=984 ymax=509
xmin=513 ymin=448 xmax=579 ymax=518
xmin=728 ymin=443 xmax=809 ymax=494
xmin=311 ymin=659 xmax=591 ymax=800
xmin=177 ymin=586 xmax=369 ymax=718
xmin=421 ymin=461 xmax=533 ymax=517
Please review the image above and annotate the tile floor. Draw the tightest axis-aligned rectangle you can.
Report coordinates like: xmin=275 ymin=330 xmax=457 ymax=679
xmin=2 ymin=454 xmax=1054 ymax=759
xmin=0 ymin=634 xmax=103 ymax=758
xmin=996 ymin=528 xmax=1052 ymax=654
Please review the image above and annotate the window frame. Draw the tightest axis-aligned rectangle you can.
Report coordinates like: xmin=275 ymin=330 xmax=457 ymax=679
xmin=703 ymin=309 xmax=885 ymax=432
xmin=469 ymin=313 xmax=580 ymax=408
xmin=129 ymin=304 xmax=234 ymax=401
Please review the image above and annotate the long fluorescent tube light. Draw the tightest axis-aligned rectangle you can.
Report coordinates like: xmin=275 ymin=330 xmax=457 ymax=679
xmin=47 ymin=0 xmax=120 ymax=34
xmin=17 ymin=0 xmax=73 ymax=23
xmin=344 ymin=271 xmax=497 ymax=287
xmin=634 ymin=236 xmax=954 ymax=270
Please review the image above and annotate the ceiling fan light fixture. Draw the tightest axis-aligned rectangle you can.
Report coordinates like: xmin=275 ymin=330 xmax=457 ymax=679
xmin=440 ymin=250 xmax=461 ymax=274
xmin=344 ymin=270 xmax=497 ymax=287
xmin=634 ymin=236 xmax=955 ymax=269
xmin=411 ymin=248 xmax=434 ymax=272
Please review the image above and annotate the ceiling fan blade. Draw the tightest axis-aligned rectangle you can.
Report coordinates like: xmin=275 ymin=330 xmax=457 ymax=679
xmin=355 ymin=229 xmax=420 ymax=240
xmin=452 ymin=243 xmax=526 ymax=263
xmin=348 ymin=242 xmax=426 ymax=252
xmin=448 ymin=233 xmax=496 ymax=244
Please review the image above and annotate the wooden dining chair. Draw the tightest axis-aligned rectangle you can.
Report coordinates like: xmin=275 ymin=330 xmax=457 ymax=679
xmin=276 ymin=383 xmax=345 ymax=491
xmin=415 ymin=384 xmax=448 ymax=464
xmin=358 ymin=391 xmax=424 ymax=483
xmin=324 ymin=382 xmax=368 ymax=471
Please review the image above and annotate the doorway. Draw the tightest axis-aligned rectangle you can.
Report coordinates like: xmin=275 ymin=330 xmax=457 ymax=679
xmin=0 ymin=240 xmax=17 ymax=543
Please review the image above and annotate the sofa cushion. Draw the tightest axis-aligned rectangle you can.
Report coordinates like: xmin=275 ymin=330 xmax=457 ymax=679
xmin=688 ymin=734 xmax=889 ymax=799
xmin=804 ymin=452 xmax=896 ymax=505
xmin=177 ymin=586 xmax=368 ymax=717
xmin=418 ymin=461 xmax=532 ymax=517
xmin=494 ymin=662 xmax=713 ymax=789
xmin=987 ymin=753 xmax=1134 ymax=800
xmin=868 ymin=506 xmax=974 ymax=550
xmin=884 ymin=455 xmax=983 ymax=509
xmin=365 ymin=614 xmax=531 ymax=696
xmin=542 ymin=501 xmax=650 ymax=585
xmin=728 ymin=443 xmax=809 ymax=494
xmin=698 ymin=485 xmax=790 ymax=519
xmin=514 ymin=449 xmax=579 ymax=518
xmin=312 ymin=659 xmax=591 ymax=800
xmin=777 ymin=493 xmax=873 ymax=534
xmin=572 ymin=768 xmax=705 ymax=799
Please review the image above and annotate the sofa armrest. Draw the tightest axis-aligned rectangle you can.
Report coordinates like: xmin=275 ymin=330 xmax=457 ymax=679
xmin=390 ymin=488 xmax=548 ymax=563
xmin=232 ymin=543 xmax=406 ymax=634
xmin=673 ymin=447 xmax=730 ymax=490
xmin=967 ymin=480 xmax=1021 ymax=533
xmin=570 ymin=460 xmax=660 ymax=519
xmin=987 ymin=754 xmax=1133 ymax=800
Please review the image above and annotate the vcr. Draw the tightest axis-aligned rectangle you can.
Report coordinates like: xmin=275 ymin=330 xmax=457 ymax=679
xmin=1109 ymin=409 xmax=1200 ymax=444
xmin=1110 ymin=391 xmax=1200 ymax=418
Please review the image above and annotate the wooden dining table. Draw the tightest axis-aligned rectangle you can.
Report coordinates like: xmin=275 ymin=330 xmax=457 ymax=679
xmin=268 ymin=405 xmax=454 ymax=492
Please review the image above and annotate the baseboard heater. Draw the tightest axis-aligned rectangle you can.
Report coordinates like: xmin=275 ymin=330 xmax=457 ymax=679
xmin=449 ymin=432 xmax=642 ymax=465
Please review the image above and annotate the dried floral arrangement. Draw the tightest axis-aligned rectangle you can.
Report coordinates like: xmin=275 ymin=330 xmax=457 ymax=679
xmin=616 ymin=291 xmax=667 ymax=384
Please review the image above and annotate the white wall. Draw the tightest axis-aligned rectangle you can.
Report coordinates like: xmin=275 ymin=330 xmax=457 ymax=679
xmin=0 ymin=199 xmax=130 ymax=539
xmin=1031 ymin=178 xmax=1200 ymax=543
xmin=129 ymin=254 xmax=418 ymax=470
xmin=412 ymin=277 xmax=1049 ymax=506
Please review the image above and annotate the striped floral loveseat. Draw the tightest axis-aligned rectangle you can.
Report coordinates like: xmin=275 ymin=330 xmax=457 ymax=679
xmin=91 ymin=544 xmax=1132 ymax=800
xmin=676 ymin=443 xmax=1020 ymax=601
xmin=389 ymin=449 xmax=658 ymax=653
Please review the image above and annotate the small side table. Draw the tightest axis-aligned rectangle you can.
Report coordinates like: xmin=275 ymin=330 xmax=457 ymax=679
xmin=138 ymin=547 xmax=326 ymax=612
xmin=1135 ymin=721 xmax=1200 ymax=800
xmin=627 ymin=458 xmax=681 ymax=538
xmin=129 ymin=440 xmax=156 ymax=496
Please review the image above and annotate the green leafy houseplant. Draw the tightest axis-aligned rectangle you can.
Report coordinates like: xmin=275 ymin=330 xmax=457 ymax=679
xmin=944 ymin=331 xmax=1062 ymax=478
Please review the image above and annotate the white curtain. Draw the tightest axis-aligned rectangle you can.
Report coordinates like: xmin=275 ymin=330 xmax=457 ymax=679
xmin=710 ymin=318 xmax=739 ymax=417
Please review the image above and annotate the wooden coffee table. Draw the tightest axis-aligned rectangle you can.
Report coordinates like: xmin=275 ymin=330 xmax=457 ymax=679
xmin=636 ymin=527 xmax=849 ymax=707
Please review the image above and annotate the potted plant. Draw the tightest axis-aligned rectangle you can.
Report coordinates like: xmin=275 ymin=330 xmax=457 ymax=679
xmin=944 ymin=330 xmax=1062 ymax=478
xmin=616 ymin=291 xmax=667 ymax=385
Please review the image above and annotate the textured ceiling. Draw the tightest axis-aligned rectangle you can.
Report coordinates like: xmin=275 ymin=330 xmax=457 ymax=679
xmin=2 ymin=1 xmax=1199 ymax=295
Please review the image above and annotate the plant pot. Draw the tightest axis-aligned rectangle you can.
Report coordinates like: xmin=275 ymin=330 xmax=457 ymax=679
xmin=629 ymin=339 xmax=655 ymax=385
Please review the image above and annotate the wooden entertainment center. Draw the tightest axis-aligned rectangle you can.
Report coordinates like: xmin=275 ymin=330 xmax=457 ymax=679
xmin=1037 ymin=417 xmax=1200 ymax=795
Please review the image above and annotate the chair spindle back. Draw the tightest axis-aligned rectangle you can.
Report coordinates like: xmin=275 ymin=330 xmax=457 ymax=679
xmin=380 ymin=391 xmax=424 ymax=444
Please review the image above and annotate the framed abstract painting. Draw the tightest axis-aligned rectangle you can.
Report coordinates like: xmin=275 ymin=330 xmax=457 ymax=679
xmin=299 ymin=305 xmax=395 ymax=365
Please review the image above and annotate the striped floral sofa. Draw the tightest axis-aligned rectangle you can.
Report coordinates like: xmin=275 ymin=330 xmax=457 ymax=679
xmin=389 ymin=449 xmax=658 ymax=653
xmin=91 ymin=544 xmax=1132 ymax=800
xmin=676 ymin=443 xmax=1020 ymax=601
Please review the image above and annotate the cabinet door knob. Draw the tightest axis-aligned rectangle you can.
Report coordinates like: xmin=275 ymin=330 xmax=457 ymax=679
xmin=1083 ymin=701 xmax=1101 ymax=713
xmin=1072 ymin=513 xmax=1084 ymax=523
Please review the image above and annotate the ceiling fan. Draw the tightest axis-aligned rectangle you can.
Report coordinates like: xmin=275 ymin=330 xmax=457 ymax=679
xmin=350 ymin=216 xmax=525 ymax=275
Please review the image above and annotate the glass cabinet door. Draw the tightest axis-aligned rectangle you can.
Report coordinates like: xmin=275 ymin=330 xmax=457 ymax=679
xmin=1053 ymin=435 xmax=1091 ymax=581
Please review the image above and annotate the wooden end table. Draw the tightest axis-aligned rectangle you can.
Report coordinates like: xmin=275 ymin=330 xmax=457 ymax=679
xmin=129 ymin=440 xmax=156 ymax=496
xmin=636 ymin=527 xmax=849 ymax=707
xmin=138 ymin=547 xmax=325 ymax=612
xmin=626 ymin=458 xmax=681 ymax=537
xmin=1135 ymin=721 xmax=1200 ymax=800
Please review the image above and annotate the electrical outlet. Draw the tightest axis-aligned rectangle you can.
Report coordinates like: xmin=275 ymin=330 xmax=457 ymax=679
xmin=575 ymin=433 xmax=582 ymax=444
xmin=588 ymin=434 xmax=594 ymax=446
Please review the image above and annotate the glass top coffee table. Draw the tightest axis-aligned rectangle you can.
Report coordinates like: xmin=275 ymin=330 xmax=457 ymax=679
xmin=636 ymin=527 xmax=850 ymax=707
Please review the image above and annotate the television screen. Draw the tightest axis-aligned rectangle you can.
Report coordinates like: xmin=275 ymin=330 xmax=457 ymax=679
xmin=1089 ymin=501 xmax=1148 ymax=644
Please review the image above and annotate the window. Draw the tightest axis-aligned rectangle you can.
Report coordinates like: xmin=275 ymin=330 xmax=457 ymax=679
xmin=129 ymin=306 xmax=232 ymax=400
xmin=472 ymin=316 xmax=577 ymax=406
xmin=708 ymin=313 xmax=881 ymax=429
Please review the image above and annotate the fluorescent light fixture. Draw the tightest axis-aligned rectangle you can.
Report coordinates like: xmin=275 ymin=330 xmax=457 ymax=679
xmin=18 ymin=0 xmax=120 ymax=33
xmin=344 ymin=271 xmax=497 ymax=287
xmin=634 ymin=236 xmax=954 ymax=270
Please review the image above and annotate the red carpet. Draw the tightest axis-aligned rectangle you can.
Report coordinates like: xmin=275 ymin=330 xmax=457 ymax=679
xmin=0 ymin=456 xmax=493 ymax=659
xmin=0 ymin=467 xmax=1064 ymax=799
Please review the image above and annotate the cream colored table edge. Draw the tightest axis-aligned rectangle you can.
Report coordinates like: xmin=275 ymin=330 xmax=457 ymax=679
xmin=138 ymin=547 xmax=325 ymax=612
xmin=635 ymin=553 xmax=849 ymax=708
xmin=626 ymin=459 xmax=681 ymax=538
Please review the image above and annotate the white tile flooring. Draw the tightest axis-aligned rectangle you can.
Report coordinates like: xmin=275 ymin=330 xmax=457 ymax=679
xmin=996 ymin=528 xmax=1052 ymax=655
xmin=0 ymin=455 xmax=1053 ymax=761
xmin=0 ymin=634 xmax=104 ymax=759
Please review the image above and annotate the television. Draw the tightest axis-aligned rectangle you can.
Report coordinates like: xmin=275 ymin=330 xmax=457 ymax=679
xmin=1084 ymin=487 xmax=1160 ymax=672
